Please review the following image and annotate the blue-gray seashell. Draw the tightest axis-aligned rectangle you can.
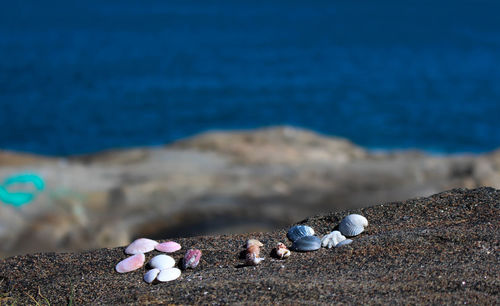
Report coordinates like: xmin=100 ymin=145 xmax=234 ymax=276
xmin=287 ymin=225 xmax=315 ymax=242
xmin=338 ymin=214 xmax=368 ymax=237
xmin=291 ymin=235 xmax=321 ymax=252
xmin=335 ymin=239 xmax=353 ymax=247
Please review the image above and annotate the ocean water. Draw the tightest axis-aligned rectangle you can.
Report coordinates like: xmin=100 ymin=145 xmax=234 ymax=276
xmin=1 ymin=0 xmax=499 ymax=155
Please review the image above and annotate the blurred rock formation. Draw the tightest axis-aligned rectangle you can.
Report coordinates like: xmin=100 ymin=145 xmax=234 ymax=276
xmin=1 ymin=126 xmax=499 ymax=258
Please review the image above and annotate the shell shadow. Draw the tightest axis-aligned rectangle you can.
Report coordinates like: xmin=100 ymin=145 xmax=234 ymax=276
xmin=176 ymin=259 xmax=184 ymax=270
xmin=235 ymin=249 xmax=248 ymax=268
xmin=238 ymin=250 xmax=247 ymax=260
xmin=269 ymin=248 xmax=281 ymax=259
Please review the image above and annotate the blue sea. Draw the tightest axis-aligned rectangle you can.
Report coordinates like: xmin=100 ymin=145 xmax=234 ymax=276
xmin=1 ymin=0 xmax=499 ymax=155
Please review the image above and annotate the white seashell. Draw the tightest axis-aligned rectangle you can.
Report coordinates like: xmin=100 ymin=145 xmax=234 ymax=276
xmin=287 ymin=225 xmax=315 ymax=242
xmin=125 ymin=238 xmax=159 ymax=255
xmin=149 ymin=254 xmax=175 ymax=270
xmin=321 ymin=231 xmax=346 ymax=248
xmin=144 ymin=268 xmax=160 ymax=283
xmin=338 ymin=214 xmax=368 ymax=237
xmin=157 ymin=267 xmax=181 ymax=282
xmin=277 ymin=248 xmax=290 ymax=259
xmin=115 ymin=253 xmax=145 ymax=273
xmin=335 ymin=239 xmax=353 ymax=247
xmin=276 ymin=243 xmax=291 ymax=259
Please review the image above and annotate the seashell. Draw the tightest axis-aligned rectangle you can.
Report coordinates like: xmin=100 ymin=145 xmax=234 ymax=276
xmin=247 ymin=244 xmax=261 ymax=257
xmin=276 ymin=242 xmax=290 ymax=259
xmin=245 ymin=251 xmax=265 ymax=266
xmin=335 ymin=239 xmax=353 ymax=247
xmin=125 ymin=238 xmax=158 ymax=255
xmin=287 ymin=225 xmax=315 ymax=242
xmin=246 ymin=239 xmax=263 ymax=248
xmin=155 ymin=241 xmax=182 ymax=253
xmin=144 ymin=268 xmax=160 ymax=283
xmin=115 ymin=253 xmax=145 ymax=273
xmin=321 ymin=231 xmax=346 ymax=248
xmin=245 ymin=242 xmax=264 ymax=266
xmin=182 ymin=249 xmax=202 ymax=269
xmin=149 ymin=254 xmax=175 ymax=270
xmin=338 ymin=214 xmax=368 ymax=237
xmin=291 ymin=235 xmax=321 ymax=252
xmin=157 ymin=267 xmax=181 ymax=282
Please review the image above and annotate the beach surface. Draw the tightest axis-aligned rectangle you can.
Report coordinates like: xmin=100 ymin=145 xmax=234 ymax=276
xmin=1 ymin=187 xmax=498 ymax=304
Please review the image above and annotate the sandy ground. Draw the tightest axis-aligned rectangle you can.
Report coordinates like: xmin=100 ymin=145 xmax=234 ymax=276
xmin=0 ymin=187 xmax=498 ymax=305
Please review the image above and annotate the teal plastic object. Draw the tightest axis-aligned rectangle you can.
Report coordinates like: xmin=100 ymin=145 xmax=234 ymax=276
xmin=0 ymin=174 xmax=45 ymax=207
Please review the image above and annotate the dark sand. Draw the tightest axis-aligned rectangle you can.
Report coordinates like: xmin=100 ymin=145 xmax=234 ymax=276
xmin=1 ymin=187 xmax=498 ymax=305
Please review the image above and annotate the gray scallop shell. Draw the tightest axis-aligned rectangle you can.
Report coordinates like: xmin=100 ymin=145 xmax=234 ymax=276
xmin=287 ymin=225 xmax=315 ymax=242
xmin=291 ymin=235 xmax=321 ymax=252
xmin=335 ymin=239 xmax=353 ymax=247
xmin=338 ymin=214 xmax=368 ymax=237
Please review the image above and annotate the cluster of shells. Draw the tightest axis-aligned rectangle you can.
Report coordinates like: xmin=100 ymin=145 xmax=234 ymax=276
xmin=116 ymin=214 xmax=368 ymax=277
xmin=321 ymin=214 xmax=368 ymax=248
xmin=284 ymin=214 xmax=368 ymax=252
xmin=115 ymin=238 xmax=201 ymax=283
xmin=243 ymin=239 xmax=290 ymax=266
xmin=242 ymin=214 xmax=368 ymax=266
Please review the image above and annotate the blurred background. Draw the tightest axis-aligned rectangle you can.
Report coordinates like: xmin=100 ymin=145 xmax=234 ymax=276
xmin=1 ymin=0 xmax=499 ymax=258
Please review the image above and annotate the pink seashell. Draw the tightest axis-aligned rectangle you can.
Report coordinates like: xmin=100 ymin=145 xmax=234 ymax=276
xmin=247 ymin=244 xmax=260 ymax=257
xmin=277 ymin=242 xmax=287 ymax=250
xmin=155 ymin=241 xmax=181 ymax=253
xmin=115 ymin=253 xmax=145 ymax=273
xmin=245 ymin=239 xmax=264 ymax=266
xmin=125 ymin=238 xmax=158 ymax=255
xmin=182 ymin=249 xmax=202 ymax=269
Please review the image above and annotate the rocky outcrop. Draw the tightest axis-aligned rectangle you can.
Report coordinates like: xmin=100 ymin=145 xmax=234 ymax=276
xmin=172 ymin=126 xmax=367 ymax=164
xmin=0 ymin=127 xmax=499 ymax=258
xmin=0 ymin=188 xmax=498 ymax=304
